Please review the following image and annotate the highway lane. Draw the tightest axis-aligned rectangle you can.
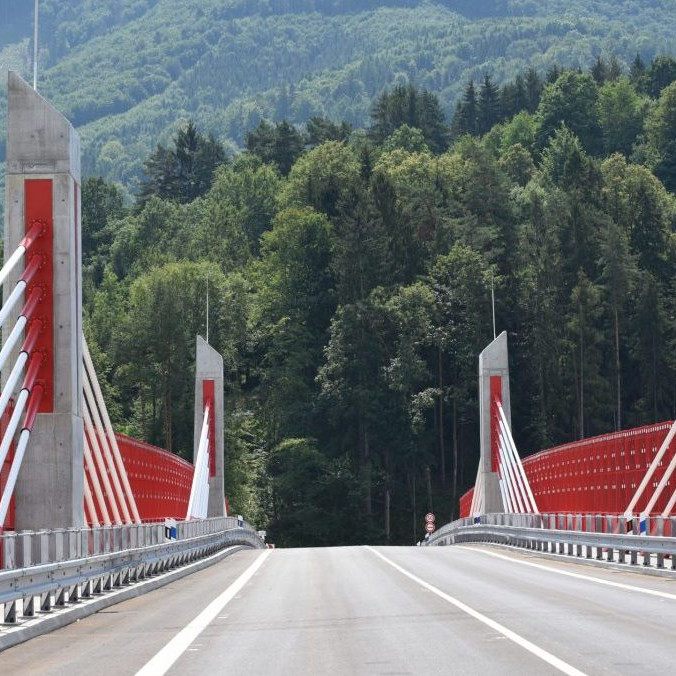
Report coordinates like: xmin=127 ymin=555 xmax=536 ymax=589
xmin=2 ymin=544 xmax=676 ymax=674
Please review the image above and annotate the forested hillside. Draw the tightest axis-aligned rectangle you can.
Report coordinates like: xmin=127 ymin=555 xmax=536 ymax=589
xmin=4 ymin=1 xmax=676 ymax=546
xmin=67 ymin=45 xmax=676 ymax=546
xmin=3 ymin=0 xmax=676 ymax=210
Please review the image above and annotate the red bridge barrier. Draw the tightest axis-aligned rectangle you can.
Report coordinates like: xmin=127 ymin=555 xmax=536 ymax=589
xmin=460 ymin=421 xmax=676 ymax=518
xmin=114 ymin=434 xmax=194 ymax=523
xmin=3 ymin=430 xmax=195 ymax=531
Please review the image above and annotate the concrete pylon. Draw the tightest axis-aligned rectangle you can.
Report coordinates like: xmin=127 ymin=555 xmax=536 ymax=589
xmin=194 ymin=335 xmax=225 ymax=517
xmin=478 ymin=331 xmax=511 ymax=514
xmin=4 ymin=72 xmax=84 ymax=529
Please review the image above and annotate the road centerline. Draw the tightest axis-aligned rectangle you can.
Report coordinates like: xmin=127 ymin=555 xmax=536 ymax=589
xmin=135 ymin=549 xmax=271 ymax=676
xmin=366 ymin=546 xmax=587 ymax=676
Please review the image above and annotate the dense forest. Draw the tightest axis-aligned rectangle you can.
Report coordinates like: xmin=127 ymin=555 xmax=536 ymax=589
xmin=68 ymin=50 xmax=676 ymax=547
xmin=4 ymin=0 xmax=676 ymax=215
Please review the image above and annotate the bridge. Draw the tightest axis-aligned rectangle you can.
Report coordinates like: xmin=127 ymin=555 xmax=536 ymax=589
xmin=1 ymin=72 xmax=676 ymax=674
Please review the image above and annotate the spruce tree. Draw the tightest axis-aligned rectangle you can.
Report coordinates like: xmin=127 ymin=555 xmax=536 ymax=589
xmin=477 ymin=73 xmax=501 ymax=134
xmin=451 ymin=80 xmax=478 ymax=136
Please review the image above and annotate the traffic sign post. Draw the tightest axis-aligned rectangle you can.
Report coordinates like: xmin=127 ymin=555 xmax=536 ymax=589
xmin=425 ymin=522 xmax=435 ymax=533
xmin=425 ymin=512 xmax=435 ymax=524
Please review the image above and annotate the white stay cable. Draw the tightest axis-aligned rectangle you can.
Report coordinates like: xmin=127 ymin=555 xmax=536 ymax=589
xmin=187 ymin=406 xmax=210 ymax=520
xmin=497 ymin=402 xmax=539 ymax=513
xmin=623 ymin=419 xmax=676 ymax=519
xmin=499 ymin=418 xmax=529 ymax=508
xmin=470 ymin=464 xmax=482 ymax=516
xmin=82 ymin=336 xmax=141 ymax=523
xmin=83 ymin=430 xmax=111 ymax=526
xmin=83 ymin=478 xmax=100 ymax=528
xmin=83 ymin=403 xmax=122 ymax=525
xmin=498 ymin=433 xmax=523 ymax=513
xmin=498 ymin=477 xmax=509 ymax=513
xmin=83 ymin=372 xmax=130 ymax=523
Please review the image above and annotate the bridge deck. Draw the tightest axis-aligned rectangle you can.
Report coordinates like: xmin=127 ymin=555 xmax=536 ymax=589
xmin=1 ymin=546 xmax=674 ymax=674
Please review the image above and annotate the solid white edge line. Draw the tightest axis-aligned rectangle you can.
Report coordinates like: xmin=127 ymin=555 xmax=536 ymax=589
xmin=366 ymin=546 xmax=586 ymax=676
xmin=135 ymin=549 xmax=271 ymax=676
xmin=460 ymin=545 xmax=676 ymax=601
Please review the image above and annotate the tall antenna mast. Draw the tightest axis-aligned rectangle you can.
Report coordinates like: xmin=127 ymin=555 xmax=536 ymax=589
xmin=33 ymin=0 xmax=39 ymax=90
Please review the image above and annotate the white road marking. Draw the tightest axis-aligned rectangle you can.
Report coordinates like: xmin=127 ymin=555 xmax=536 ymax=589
xmin=461 ymin=546 xmax=676 ymax=601
xmin=135 ymin=549 xmax=271 ymax=676
xmin=367 ymin=546 xmax=586 ymax=676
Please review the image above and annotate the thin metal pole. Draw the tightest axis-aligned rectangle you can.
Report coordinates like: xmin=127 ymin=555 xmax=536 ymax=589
xmin=491 ymin=271 xmax=496 ymax=340
xmin=206 ymin=273 xmax=209 ymax=344
xmin=33 ymin=0 xmax=38 ymax=90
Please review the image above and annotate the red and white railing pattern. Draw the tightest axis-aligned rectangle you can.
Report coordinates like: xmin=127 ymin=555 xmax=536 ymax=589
xmin=186 ymin=404 xmax=210 ymax=520
xmin=624 ymin=418 xmax=676 ymax=531
xmin=82 ymin=336 xmax=140 ymax=526
xmin=0 ymin=225 xmax=48 ymax=527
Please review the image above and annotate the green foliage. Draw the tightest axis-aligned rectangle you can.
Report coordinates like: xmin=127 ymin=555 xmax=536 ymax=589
xmin=7 ymin=1 xmax=676 ymax=543
xmin=281 ymin=141 xmax=361 ymax=217
xmin=598 ymin=78 xmax=648 ymax=156
xmin=139 ymin=120 xmax=227 ymax=206
xmin=535 ymin=71 xmax=602 ymax=153
xmin=382 ymin=125 xmax=430 ymax=154
xmin=370 ymin=84 xmax=448 ymax=153
xmin=647 ymin=81 xmax=676 ymax=192
xmin=245 ymin=120 xmax=304 ymax=176
xmin=253 ymin=208 xmax=335 ymax=440
xmin=4 ymin=0 xmax=676 ymax=210
xmin=637 ymin=55 xmax=676 ymax=98
xmin=267 ymin=438 xmax=363 ymax=547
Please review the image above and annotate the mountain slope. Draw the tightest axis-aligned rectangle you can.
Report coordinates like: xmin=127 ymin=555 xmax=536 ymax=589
xmin=2 ymin=0 xmax=676 ymax=202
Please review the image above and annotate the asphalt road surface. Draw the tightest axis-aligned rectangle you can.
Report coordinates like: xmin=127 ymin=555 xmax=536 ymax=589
xmin=2 ymin=544 xmax=676 ymax=675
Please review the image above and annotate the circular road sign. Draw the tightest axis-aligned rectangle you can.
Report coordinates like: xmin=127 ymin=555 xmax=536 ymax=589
xmin=425 ymin=512 xmax=435 ymax=524
xmin=425 ymin=522 xmax=435 ymax=533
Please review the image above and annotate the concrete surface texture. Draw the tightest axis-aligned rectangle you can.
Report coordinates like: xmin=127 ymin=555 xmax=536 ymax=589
xmin=479 ymin=331 xmax=510 ymax=513
xmin=2 ymin=545 xmax=675 ymax=675
xmin=193 ymin=334 xmax=225 ymax=518
xmin=5 ymin=71 xmax=84 ymax=530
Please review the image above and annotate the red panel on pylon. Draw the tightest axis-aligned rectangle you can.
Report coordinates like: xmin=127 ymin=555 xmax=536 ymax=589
xmin=490 ymin=376 xmax=502 ymax=473
xmin=203 ymin=379 xmax=216 ymax=477
xmin=24 ymin=179 xmax=54 ymax=413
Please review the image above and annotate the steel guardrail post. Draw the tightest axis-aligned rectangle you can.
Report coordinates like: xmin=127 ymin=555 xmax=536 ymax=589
xmin=630 ymin=518 xmax=639 ymax=565
xmin=2 ymin=532 xmax=16 ymax=570
xmin=656 ymin=518 xmax=665 ymax=568
xmin=18 ymin=532 xmax=32 ymax=568
xmin=643 ymin=516 xmax=651 ymax=567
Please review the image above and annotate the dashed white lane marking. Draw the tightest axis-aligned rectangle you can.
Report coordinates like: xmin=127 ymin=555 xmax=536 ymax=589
xmin=461 ymin=546 xmax=676 ymax=601
xmin=135 ymin=549 xmax=271 ymax=676
xmin=367 ymin=546 xmax=586 ymax=676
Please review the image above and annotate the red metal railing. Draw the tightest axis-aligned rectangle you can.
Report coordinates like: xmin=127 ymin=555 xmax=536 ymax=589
xmin=459 ymin=421 xmax=676 ymax=518
xmin=109 ymin=434 xmax=193 ymax=523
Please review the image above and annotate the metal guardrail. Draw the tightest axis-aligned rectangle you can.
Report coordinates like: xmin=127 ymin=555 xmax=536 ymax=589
xmin=426 ymin=513 xmax=676 ymax=572
xmin=0 ymin=516 xmax=264 ymax=625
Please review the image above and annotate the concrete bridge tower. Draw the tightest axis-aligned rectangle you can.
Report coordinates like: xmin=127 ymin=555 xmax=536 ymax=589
xmin=479 ymin=331 xmax=511 ymax=513
xmin=3 ymin=72 xmax=84 ymax=529
xmin=194 ymin=336 xmax=225 ymax=518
